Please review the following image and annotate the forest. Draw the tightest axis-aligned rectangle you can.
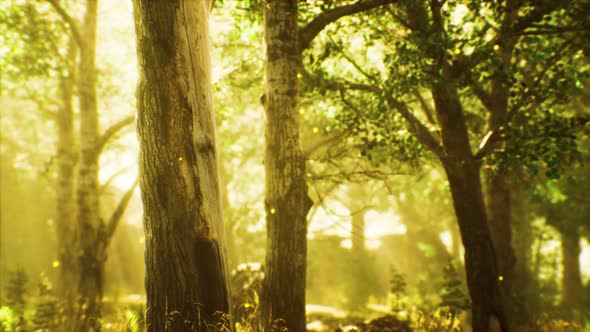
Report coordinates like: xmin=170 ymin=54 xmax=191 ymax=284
xmin=1 ymin=0 xmax=589 ymax=331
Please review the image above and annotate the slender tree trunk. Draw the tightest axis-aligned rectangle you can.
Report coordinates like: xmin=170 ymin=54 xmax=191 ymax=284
xmin=261 ymin=1 xmax=313 ymax=331
xmin=55 ymin=39 xmax=79 ymax=332
xmin=75 ymin=0 xmax=103 ymax=330
xmin=433 ymin=80 xmax=508 ymax=332
xmin=560 ymin=227 xmax=582 ymax=305
xmin=510 ymin=185 xmax=534 ymax=326
xmin=349 ymin=208 xmax=368 ymax=310
xmin=133 ymin=1 xmax=232 ymax=331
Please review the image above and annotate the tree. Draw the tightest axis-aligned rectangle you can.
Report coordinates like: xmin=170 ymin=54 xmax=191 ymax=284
xmin=301 ymin=1 xmax=589 ymax=330
xmin=259 ymin=1 xmax=394 ymax=330
xmin=132 ymin=1 xmax=232 ymax=330
xmin=44 ymin=1 xmax=138 ymax=329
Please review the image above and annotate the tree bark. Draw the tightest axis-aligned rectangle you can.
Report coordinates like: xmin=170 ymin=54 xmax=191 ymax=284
xmin=560 ymin=227 xmax=582 ymax=306
xmin=75 ymin=0 xmax=103 ymax=330
xmin=433 ymin=79 xmax=508 ymax=332
xmin=485 ymin=172 xmax=515 ymax=314
xmin=55 ymin=38 xmax=79 ymax=332
xmin=510 ymin=186 xmax=535 ymax=326
xmin=133 ymin=1 xmax=232 ymax=331
xmin=261 ymin=1 xmax=313 ymax=331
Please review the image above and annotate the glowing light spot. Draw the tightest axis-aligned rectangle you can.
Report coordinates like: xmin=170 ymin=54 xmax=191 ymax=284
xmin=498 ymin=275 xmax=504 ymax=281
xmin=299 ymin=109 xmax=305 ymax=114
xmin=52 ymin=260 xmax=60 ymax=268
xmin=297 ymin=73 xmax=302 ymax=79
xmin=454 ymin=48 xmax=461 ymax=55
xmin=178 ymin=157 xmax=183 ymax=161
xmin=493 ymin=44 xmax=500 ymax=51
xmin=312 ymin=127 xmax=319 ymax=133
xmin=270 ymin=208 xmax=276 ymax=214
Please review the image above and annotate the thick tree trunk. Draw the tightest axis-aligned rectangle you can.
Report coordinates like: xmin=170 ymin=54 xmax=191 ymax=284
xmin=75 ymin=0 xmax=102 ymax=330
xmin=55 ymin=39 xmax=79 ymax=332
xmin=485 ymin=4 xmax=518 ymax=320
xmin=485 ymin=173 xmax=515 ymax=312
xmin=261 ymin=1 xmax=313 ymax=331
xmin=433 ymin=80 xmax=508 ymax=332
xmin=560 ymin=228 xmax=582 ymax=305
xmin=133 ymin=1 xmax=232 ymax=331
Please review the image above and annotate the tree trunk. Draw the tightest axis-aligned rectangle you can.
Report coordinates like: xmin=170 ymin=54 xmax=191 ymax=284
xmin=485 ymin=172 xmax=515 ymax=313
xmin=561 ymin=227 xmax=582 ymax=305
xmin=484 ymin=4 xmax=519 ymax=320
xmin=132 ymin=1 xmax=232 ymax=331
xmin=75 ymin=0 xmax=102 ymax=330
xmin=261 ymin=1 xmax=313 ymax=331
xmin=349 ymin=208 xmax=368 ymax=310
xmin=433 ymin=80 xmax=508 ymax=332
xmin=510 ymin=185 xmax=535 ymax=326
xmin=55 ymin=38 xmax=79 ymax=332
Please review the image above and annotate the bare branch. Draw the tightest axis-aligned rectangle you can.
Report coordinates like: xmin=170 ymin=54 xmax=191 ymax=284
xmin=385 ymin=96 xmax=446 ymax=160
xmin=94 ymin=115 xmax=135 ymax=155
xmin=46 ymin=0 xmax=84 ymax=47
xmin=304 ymin=130 xmax=348 ymax=158
xmin=104 ymin=177 xmax=139 ymax=245
xmin=413 ymin=90 xmax=436 ymax=125
xmin=298 ymin=0 xmax=395 ymax=52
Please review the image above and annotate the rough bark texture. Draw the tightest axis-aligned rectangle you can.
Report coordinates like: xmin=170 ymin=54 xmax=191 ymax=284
xmin=560 ymin=228 xmax=583 ymax=305
xmin=133 ymin=1 xmax=232 ymax=331
xmin=261 ymin=1 xmax=313 ymax=331
xmin=75 ymin=1 xmax=103 ymax=330
xmin=55 ymin=39 xmax=79 ymax=332
xmin=433 ymin=79 xmax=508 ymax=332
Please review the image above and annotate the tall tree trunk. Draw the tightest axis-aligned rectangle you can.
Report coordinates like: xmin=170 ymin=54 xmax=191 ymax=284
xmin=132 ymin=1 xmax=232 ymax=331
xmin=349 ymin=208 xmax=368 ymax=310
xmin=75 ymin=0 xmax=102 ymax=330
xmin=485 ymin=172 xmax=515 ymax=314
xmin=433 ymin=80 xmax=508 ymax=332
xmin=560 ymin=227 xmax=582 ymax=306
xmin=510 ymin=185 xmax=534 ymax=327
xmin=484 ymin=3 xmax=519 ymax=320
xmin=55 ymin=38 xmax=79 ymax=332
xmin=261 ymin=1 xmax=313 ymax=331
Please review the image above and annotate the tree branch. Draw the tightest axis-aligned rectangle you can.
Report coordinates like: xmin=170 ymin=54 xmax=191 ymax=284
xmin=298 ymin=0 xmax=395 ymax=52
xmin=413 ymin=89 xmax=436 ymax=125
xmin=385 ymin=96 xmax=446 ymax=160
xmin=94 ymin=115 xmax=135 ymax=155
xmin=104 ymin=177 xmax=139 ymax=245
xmin=304 ymin=130 xmax=349 ymax=158
xmin=46 ymin=0 xmax=84 ymax=48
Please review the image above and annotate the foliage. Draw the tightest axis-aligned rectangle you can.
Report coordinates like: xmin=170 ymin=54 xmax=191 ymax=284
xmin=438 ymin=262 xmax=469 ymax=314
xmin=31 ymin=273 xmax=61 ymax=331
xmin=0 ymin=306 xmax=19 ymax=332
xmin=389 ymin=265 xmax=407 ymax=313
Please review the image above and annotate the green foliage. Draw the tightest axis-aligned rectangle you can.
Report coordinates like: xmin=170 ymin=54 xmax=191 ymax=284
xmin=31 ymin=273 xmax=61 ymax=331
xmin=124 ymin=303 xmax=145 ymax=332
xmin=389 ymin=265 xmax=407 ymax=313
xmin=0 ymin=306 xmax=19 ymax=332
xmin=4 ymin=267 xmax=27 ymax=312
xmin=0 ymin=1 xmax=68 ymax=89
xmin=438 ymin=262 xmax=469 ymax=314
